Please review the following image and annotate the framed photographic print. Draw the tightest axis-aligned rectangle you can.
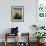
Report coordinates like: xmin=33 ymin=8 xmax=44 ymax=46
xmin=37 ymin=0 xmax=46 ymax=18
xmin=36 ymin=0 xmax=46 ymax=26
xmin=11 ymin=6 xmax=24 ymax=22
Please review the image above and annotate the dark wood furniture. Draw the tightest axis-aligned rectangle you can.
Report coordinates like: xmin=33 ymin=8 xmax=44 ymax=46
xmin=20 ymin=33 xmax=30 ymax=46
xmin=4 ymin=33 xmax=18 ymax=46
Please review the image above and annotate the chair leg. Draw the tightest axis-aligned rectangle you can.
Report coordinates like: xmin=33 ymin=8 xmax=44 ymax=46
xmin=4 ymin=40 xmax=7 ymax=46
xmin=4 ymin=33 xmax=7 ymax=46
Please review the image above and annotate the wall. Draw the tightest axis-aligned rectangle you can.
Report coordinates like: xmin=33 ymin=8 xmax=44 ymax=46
xmin=0 ymin=0 xmax=36 ymax=42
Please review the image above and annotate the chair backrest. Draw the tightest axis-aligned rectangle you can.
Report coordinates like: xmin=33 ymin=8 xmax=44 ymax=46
xmin=11 ymin=27 xmax=18 ymax=34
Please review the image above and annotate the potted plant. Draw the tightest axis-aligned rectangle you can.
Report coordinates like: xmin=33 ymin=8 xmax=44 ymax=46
xmin=33 ymin=32 xmax=46 ymax=43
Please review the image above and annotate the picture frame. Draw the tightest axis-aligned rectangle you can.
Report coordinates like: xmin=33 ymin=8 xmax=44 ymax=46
xmin=11 ymin=6 xmax=24 ymax=22
xmin=36 ymin=0 xmax=46 ymax=19
xmin=36 ymin=0 xmax=46 ymax=26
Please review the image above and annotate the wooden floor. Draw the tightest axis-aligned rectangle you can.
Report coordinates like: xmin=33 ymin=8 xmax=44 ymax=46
xmin=0 ymin=42 xmax=46 ymax=46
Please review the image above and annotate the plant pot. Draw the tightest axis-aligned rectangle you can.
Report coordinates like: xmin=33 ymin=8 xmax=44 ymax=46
xmin=40 ymin=38 xmax=45 ymax=43
xmin=37 ymin=39 xmax=45 ymax=44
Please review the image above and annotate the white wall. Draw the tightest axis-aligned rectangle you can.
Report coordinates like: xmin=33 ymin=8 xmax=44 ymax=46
xmin=0 ymin=0 xmax=36 ymax=42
